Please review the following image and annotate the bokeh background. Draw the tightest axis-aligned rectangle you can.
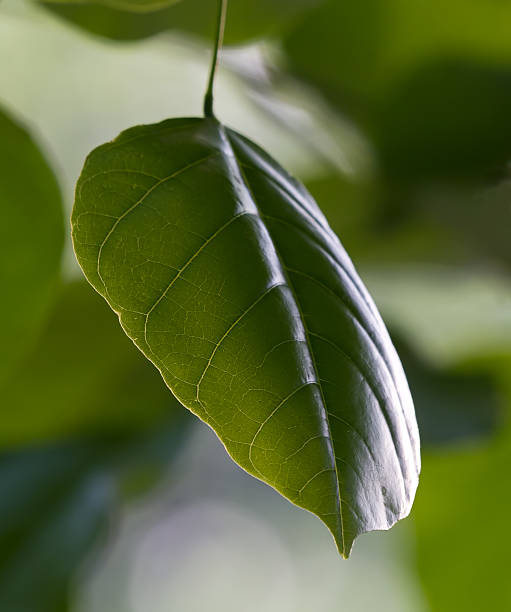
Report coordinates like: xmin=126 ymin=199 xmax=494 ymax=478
xmin=1 ymin=1 xmax=511 ymax=610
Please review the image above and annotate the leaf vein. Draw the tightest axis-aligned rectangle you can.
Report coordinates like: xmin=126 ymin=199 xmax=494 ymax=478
xmin=96 ymin=152 xmax=217 ymax=294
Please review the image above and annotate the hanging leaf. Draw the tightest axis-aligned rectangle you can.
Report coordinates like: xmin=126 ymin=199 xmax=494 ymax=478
xmin=71 ymin=117 xmax=420 ymax=557
xmin=0 ymin=106 xmax=63 ymax=385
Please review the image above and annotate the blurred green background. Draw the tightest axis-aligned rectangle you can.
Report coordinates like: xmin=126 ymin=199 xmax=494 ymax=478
xmin=1 ymin=0 xmax=510 ymax=610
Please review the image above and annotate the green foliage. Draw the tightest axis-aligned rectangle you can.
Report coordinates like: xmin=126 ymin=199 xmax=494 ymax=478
xmin=415 ymin=390 xmax=511 ymax=610
xmin=40 ymin=0 xmax=318 ymax=43
xmin=0 ymin=106 xmax=63 ymax=385
xmin=0 ymin=423 xmax=188 ymax=612
xmin=40 ymin=0 xmax=181 ymax=12
xmin=394 ymin=337 xmax=502 ymax=446
xmin=0 ymin=442 xmax=114 ymax=612
xmin=0 ymin=281 xmax=185 ymax=447
xmin=284 ymin=0 xmax=511 ymax=180
xmin=420 ymin=179 xmax=511 ymax=271
xmin=0 ymin=99 xmax=189 ymax=607
xmin=71 ymin=117 xmax=420 ymax=557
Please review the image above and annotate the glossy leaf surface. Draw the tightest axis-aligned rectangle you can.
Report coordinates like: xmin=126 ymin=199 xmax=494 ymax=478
xmin=0 ymin=106 xmax=63 ymax=384
xmin=72 ymin=117 xmax=420 ymax=556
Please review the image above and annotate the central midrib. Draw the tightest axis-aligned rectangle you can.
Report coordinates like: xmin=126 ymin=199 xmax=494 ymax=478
xmin=222 ymin=125 xmax=347 ymax=557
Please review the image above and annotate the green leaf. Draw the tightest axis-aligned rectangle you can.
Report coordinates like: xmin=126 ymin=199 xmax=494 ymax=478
xmin=39 ymin=0 xmax=181 ymax=12
xmin=0 ymin=106 xmax=64 ymax=384
xmin=0 ymin=281 xmax=185 ymax=447
xmin=40 ymin=0 xmax=320 ymax=43
xmin=71 ymin=117 xmax=420 ymax=557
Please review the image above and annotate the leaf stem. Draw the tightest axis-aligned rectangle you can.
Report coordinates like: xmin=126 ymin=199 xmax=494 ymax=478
xmin=204 ymin=0 xmax=228 ymax=118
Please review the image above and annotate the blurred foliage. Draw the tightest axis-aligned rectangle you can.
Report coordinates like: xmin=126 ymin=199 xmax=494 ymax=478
xmin=415 ymin=364 xmax=511 ymax=610
xmin=393 ymin=336 xmax=502 ymax=446
xmin=363 ymin=266 xmax=511 ymax=369
xmin=0 ymin=442 xmax=115 ymax=612
xmin=40 ymin=0 xmax=319 ymax=43
xmin=417 ymin=179 xmax=511 ymax=271
xmin=0 ymin=98 xmax=190 ymax=608
xmin=0 ymin=105 xmax=63 ymax=385
xmin=0 ymin=281 xmax=185 ymax=447
xmin=42 ymin=0 xmax=181 ymax=12
xmin=0 ymin=421 xmax=188 ymax=612
xmin=304 ymin=174 xmax=468 ymax=266
xmin=284 ymin=0 xmax=511 ymax=181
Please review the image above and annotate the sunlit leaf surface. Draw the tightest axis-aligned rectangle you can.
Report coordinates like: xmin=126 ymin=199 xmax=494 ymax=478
xmin=72 ymin=117 xmax=420 ymax=556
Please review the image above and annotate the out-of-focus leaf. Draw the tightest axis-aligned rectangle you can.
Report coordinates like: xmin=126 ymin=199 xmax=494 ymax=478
xmin=284 ymin=0 xmax=511 ymax=180
xmin=284 ymin=0 xmax=384 ymax=108
xmin=0 ymin=422 xmax=188 ymax=612
xmin=372 ymin=60 xmax=511 ymax=179
xmin=235 ymin=65 xmax=376 ymax=180
xmin=305 ymin=174 xmax=467 ymax=267
xmin=0 ymin=281 xmax=184 ymax=447
xmin=418 ymin=179 xmax=511 ymax=271
xmin=41 ymin=0 xmax=319 ymax=43
xmin=0 ymin=106 xmax=63 ymax=384
xmin=415 ymin=386 xmax=511 ymax=610
xmin=0 ymin=442 xmax=114 ymax=612
xmin=304 ymin=174 xmax=381 ymax=258
xmin=41 ymin=0 xmax=180 ymax=12
xmin=364 ymin=266 xmax=511 ymax=367
xmin=39 ymin=1 xmax=172 ymax=39
xmin=285 ymin=0 xmax=511 ymax=103
xmin=71 ymin=117 xmax=420 ymax=557
xmin=393 ymin=336 xmax=502 ymax=446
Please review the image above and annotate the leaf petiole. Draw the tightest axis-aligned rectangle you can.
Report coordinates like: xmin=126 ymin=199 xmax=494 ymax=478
xmin=203 ymin=0 xmax=228 ymax=118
